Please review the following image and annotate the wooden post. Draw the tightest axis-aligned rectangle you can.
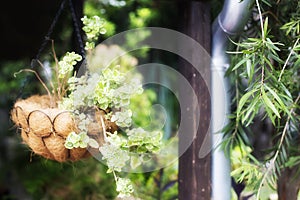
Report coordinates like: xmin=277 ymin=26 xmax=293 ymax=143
xmin=278 ymin=166 xmax=300 ymax=200
xmin=178 ymin=1 xmax=211 ymax=200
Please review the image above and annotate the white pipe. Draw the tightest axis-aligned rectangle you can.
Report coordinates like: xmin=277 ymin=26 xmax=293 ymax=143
xmin=211 ymin=0 xmax=254 ymax=199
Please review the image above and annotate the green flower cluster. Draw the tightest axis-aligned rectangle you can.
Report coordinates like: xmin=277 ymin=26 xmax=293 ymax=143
xmin=111 ymin=109 xmax=132 ymax=127
xmin=116 ymin=178 xmax=134 ymax=198
xmin=98 ymin=127 xmax=162 ymax=197
xmin=82 ymin=16 xmax=106 ymax=50
xmin=60 ymin=64 xmax=142 ymax=129
xmin=58 ymin=52 xmax=82 ymax=78
xmin=64 ymin=132 xmax=89 ymax=149
xmin=93 ymin=66 xmax=143 ymax=128
xmin=126 ymin=128 xmax=162 ymax=154
xmin=94 ymin=66 xmax=143 ymax=111
xmin=100 ymin=128 xmax=162 ymax=170
xmin=65 ymin=131 xmax=99 ymax=149
xmin=99 ymin=143 xmax=130 ymax=172
xmin=59 ymin=73 xmax=100 ymax=110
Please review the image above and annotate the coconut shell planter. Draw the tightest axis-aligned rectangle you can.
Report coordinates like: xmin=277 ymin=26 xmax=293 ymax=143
xmin=11 ymin=95 xmax=117 ymax=162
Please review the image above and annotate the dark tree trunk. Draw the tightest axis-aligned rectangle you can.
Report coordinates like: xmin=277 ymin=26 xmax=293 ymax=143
xmin=178 ymin=1 xmax=211 ymax=200
xmin=278 ymin=166 xmax=300 ymax=200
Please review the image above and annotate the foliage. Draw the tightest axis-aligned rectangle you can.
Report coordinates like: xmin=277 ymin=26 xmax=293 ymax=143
xmin=18 ymin=158 xmax=117 ymax=200
xmin=230 ymin=144 xmax=264 ymax=191
xmin=83 ymin=1 xmax=116 ymax=38
xmin=82 ymin=16 xmax=106 ymax=50
xmin=224 ymin=0 xmax=300 ymax=198
xmin=58 ymin=52 xmax=82 ymax=78
xmin=129 ymin=163 xmax=178 ymax=200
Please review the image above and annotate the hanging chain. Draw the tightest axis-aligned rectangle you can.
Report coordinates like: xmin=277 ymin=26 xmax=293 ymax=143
xmin=68 ymin=0 xmax=86 ymax=59
xmin=18 ymin=0 xmax=85 ymax=98
xmin=17 ymin=0 xmax=67 ymax=98
xmin=34 ymin=0 xmax=85 ymax=60
xmin=35 ymin=0 xmax=67 ymax=61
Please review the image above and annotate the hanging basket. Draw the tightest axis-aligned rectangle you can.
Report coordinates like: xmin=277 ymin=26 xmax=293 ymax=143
xmin=11 ymin=95 xmax=117 ymax=162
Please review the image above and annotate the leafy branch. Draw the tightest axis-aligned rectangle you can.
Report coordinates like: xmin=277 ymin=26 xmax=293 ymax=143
xmin=225 ymin=0 xmax=300 ymax=198
xmin=257 ymin=93 xmax=300 ymax=198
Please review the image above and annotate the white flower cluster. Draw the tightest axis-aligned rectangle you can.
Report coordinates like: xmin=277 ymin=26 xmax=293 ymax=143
xmin=77 ymin=113 xmax=90 ymax=132
xmin=60 ymin=63 xmax=144 ymax=152
xmin=60 ymin=65 xmax=143 ymax=129
xmin=106 ymin=131 xmax=126 ymax=146
xmin=58 ymin=52 xmax=82 ymax=78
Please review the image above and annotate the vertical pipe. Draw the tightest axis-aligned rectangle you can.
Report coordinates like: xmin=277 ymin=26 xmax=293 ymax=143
xmin=211 ymin=0 xmax=254 ymax=199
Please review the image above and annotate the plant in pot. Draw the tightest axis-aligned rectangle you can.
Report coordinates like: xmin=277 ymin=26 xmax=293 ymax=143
xmin=11 ymin=15 xmax=163 ymax=198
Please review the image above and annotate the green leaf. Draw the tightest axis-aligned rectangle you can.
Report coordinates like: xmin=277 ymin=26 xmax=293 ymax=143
xmin=232 ymin=58 xmax=247 ymax=71
xmin=266 ymin=38 xmax=282 ymax=51
xmin=285 ymin=156 xmax=300 ymax=167
xmin=246 ymin=57 xmax=251 ymax=78
xmin=264 ymin=85 xmax=289 ymax=115
xmin=261 ymin=89 xmax=281 ymax=119
xmin=242 ymin=96 xmax=259 ymax=126
xmin=264 ymin=106 xmax=276 ymax=125
xmin=237 ymin=89 xmax=256 ymax=118
xmin=263 ymin=17 xmax=269 ymax=38
xmin=263 ymin=56 xmax=275 ymax=70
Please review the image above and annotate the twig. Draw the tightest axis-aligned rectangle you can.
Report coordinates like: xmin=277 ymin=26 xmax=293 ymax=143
xmin=14 ymin=69 xmax=52 ymax=102
xmin=256 ymin=0 xmax=265 ymax=40
xmin=262 ymin=11 xmax=279 ymax=23
xmin=99 ymin=111 xmax=108 ymax=142
xmin=278 ymin=38 xmax=300 ymax=82
xmin=51 ymin=40 xmax=63 ymax=100
xmin=36 ymin=59 xmax=55 ymax=95
xmin=112 ymin=170 xmax=118 ymax=182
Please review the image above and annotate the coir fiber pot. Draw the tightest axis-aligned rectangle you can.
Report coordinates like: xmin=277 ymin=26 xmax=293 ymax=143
xmin=11 ymin=95 xmax=117 ymax=162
